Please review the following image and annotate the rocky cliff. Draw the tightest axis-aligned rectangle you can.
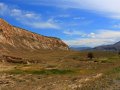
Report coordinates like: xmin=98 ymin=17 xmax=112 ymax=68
xmin=0 ymin=18 xmax=69 ymax=52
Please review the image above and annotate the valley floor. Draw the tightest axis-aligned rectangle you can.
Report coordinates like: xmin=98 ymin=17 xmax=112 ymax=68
xmin=0 ymin=50 xmax=120 ymax=90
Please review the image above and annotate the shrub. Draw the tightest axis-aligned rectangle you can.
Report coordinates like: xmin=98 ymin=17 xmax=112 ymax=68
xmin=87 ymin=52 xmax=94 ymax=60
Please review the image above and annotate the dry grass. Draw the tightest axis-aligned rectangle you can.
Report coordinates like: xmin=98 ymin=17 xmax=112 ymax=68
xmin=0 ymin=50 xmax=120 ymax=90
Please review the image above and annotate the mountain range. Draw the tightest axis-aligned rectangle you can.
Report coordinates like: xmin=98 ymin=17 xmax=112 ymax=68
xmin=71 ymin=41 xmax=120 ymax=52
xmin=70 ymin=47 xmax=92 ymax=51
xmin=93 ymin=41 xmax=120 ymax=51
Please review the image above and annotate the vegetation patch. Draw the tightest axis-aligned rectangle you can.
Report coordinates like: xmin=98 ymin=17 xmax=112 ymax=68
xmin=106 ymin=66 xmax=120 ymax=75
xmin=112 ymin=67 xmax=120 ymax=73
xmin=7 ymin=69 xmax=75 ymax=75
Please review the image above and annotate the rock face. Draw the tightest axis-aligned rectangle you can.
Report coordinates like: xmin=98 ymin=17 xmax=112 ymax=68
xmin=94 ymin=41 xmax=120 ymax=51
xmin=0 ymin=18 xmax=69 ymax=51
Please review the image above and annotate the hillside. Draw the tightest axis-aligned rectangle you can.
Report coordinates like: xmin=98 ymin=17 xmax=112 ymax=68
xmin=0 ymin=18 xmax=69 ymax=52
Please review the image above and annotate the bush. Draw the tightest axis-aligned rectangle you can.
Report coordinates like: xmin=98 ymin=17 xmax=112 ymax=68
xmin=118 ymin=51 xmax=120 ymax=56
xmin=87 ymin=52 xmax=94 ymax=60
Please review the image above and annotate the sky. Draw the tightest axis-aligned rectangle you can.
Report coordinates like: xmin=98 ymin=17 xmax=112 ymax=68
xmin=0 ymin=0 xmax=120 ymax=47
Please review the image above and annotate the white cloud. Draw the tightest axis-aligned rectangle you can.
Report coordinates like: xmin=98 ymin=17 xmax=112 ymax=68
xmin=25 ymin=21 xmax=60 ymax=29
xmin=73 ymin=17 xmax=85 ymax=20
xmin=88 ymin=33 xmax=96 ymax=38
xmin=58 ymin=14 xmax=70 ymax=18
xmin=64 ymin=30 xmax=120 ymax=47
xmin=10 ymin=9 xmax=40 ymax=21
xmin=0 ymin=2 xmax=60 ymax=29
xmin=30 ymin=0 xmax=120 ymax=19
xmin=0 ymin=3 xmax=9 ymax=15
xmin=113 ymin=24 xmax=120 ymax=28
xmin=95 ymin=30 xmax=120 ymax=39
xmin=63 ymin=30 xmax=96 ymax=38
xmin=63 ymin=30 xmax=86 ymax=36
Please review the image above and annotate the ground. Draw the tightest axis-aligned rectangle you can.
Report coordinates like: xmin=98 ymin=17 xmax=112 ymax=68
xmin=0 ymin=50 xmax=120 ymax=90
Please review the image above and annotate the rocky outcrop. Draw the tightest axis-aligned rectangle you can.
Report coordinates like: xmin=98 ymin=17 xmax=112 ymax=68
xmin=0 ymin=18 xmax=69 ymax=51
xmin=0 ymin=55 xmax=39 ymax=64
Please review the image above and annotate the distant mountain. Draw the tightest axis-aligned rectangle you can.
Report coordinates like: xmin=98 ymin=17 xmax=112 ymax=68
xmin=0 ymin=18 xmax=69 ymax=52
xmin=70 ymin=47 xmax=92 ymax=51
xmin=93 ymin=41 xmax=120 ymax=51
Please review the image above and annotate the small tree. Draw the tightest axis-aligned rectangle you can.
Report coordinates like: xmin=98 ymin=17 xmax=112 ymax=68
xmin=118 ymin=51 xmax=120 ymax=57
xmin=87 ymin=52 xmax=94 ymax=60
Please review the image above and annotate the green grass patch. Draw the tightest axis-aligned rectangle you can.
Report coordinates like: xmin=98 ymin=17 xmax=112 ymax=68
xmin=106 ymin=66 xmax=120 ymax=75
xmin=7 ymin=69 xmax=75 ymax=75
xmin=112 ymin=67 xmax=120 ymax=73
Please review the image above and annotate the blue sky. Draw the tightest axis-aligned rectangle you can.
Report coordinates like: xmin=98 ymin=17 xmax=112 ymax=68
xmin=0 ymin=0 xmax=120 ymax=47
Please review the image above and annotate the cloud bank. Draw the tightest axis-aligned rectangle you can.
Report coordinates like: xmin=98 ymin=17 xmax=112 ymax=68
xmin=64 ymin=30 xmax=120 ymax=47
xmin=30 ymin=0 xmax=120 ymax=19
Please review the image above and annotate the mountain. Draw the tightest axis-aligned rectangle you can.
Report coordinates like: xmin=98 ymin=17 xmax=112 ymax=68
xmin=94 ymin=41 xmax=120 ymax=51
xmin=0 ymin=18 xmax=69 ymax=52
xmin=70 ymin=47 xmax=92 ymax=51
